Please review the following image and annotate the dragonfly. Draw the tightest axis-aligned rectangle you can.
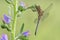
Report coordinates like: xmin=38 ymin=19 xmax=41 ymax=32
xmin=34 ymin=3 xmax=53 ymax=35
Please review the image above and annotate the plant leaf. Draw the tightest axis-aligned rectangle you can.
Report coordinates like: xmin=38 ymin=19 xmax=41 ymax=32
xmin=27 ymin=5 xmax=37 ymax=12
xmin=1 ymin=23 xmax=11 ymax=32
xmin=6 ymin=27 xmax=11 ymax=32
xmin=15 ymin=34 xmax=29 ymax=40
xmin=5 ymin=0 xmax=11 ymax=4
xmin=1 ymin=24 xmax=7 ymax=29
xmin=18 ymin=6 xmax=26 ymax=12
xmin=18 ymin=35 xmax=29 ymax=40
xmin=20 ymin=23 xmax=24 ymax=33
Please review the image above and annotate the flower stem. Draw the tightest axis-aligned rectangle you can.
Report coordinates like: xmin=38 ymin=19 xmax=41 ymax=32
xmin=11 ymin=0 xmax=17 ymax=40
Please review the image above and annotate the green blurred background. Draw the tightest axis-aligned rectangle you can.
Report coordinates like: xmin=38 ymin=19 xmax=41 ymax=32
xmin=0 ymin=0 xmax=60 ymax=40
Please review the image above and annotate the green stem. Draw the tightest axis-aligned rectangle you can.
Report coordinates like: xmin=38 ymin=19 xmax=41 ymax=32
xmin=11 ymin=0 xmax=17 ymax=40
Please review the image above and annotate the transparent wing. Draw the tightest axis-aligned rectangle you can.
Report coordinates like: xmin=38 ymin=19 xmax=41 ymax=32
xmin=34 ymin=3 xmax=53 ymax=23
xmin=41 ymin=3 xmax=53 ymax=21
xmin=34 ymin=18 xmax=38 ymax=23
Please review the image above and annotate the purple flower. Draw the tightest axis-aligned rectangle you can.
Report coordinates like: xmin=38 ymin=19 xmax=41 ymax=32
xmin=1 ymin=34 xmax=8 ymax=40
xmin=20 ymin=1 xmax=26 ymax=8
xmin=3 ymin=14 xmax=11 ymax=24
xmin=22 ymin=31 xmax=30 ymax=36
